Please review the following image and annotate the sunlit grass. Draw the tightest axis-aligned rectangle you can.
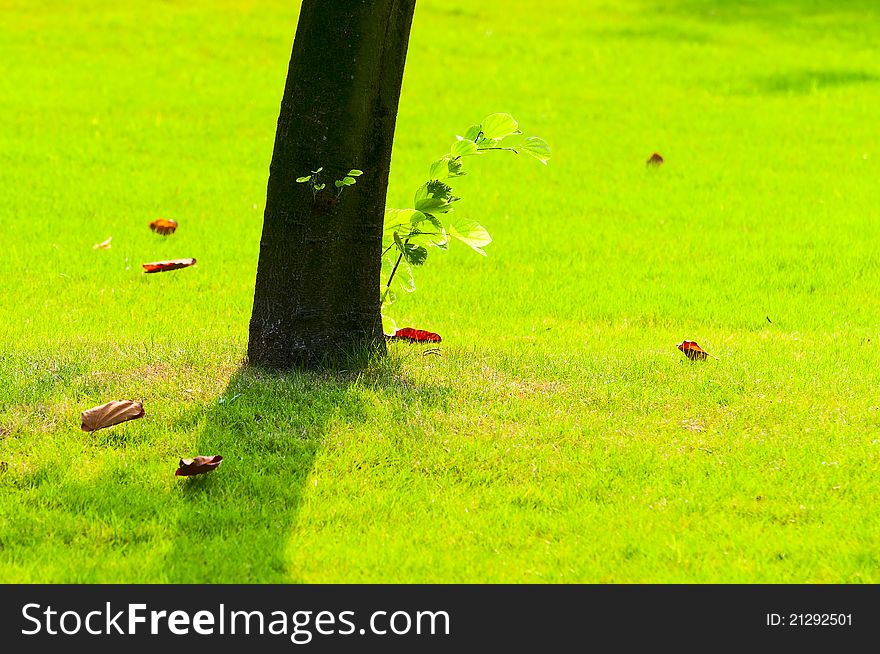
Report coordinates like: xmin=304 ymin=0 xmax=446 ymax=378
xmin=1 ymin=0 xmax=878 ymax=582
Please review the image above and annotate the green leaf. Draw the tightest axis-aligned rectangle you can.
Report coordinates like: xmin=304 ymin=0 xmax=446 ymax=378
xmin=382 ymin=254 xmax=415 ymax=294
xmin=414 ymin=183 xmax=428 ymax=204
xmin=384 ymin=207 xmax=405 ymax=229
xmin=381 ymin=253 xmax=395 ymax=275
xmin=312 ymin=167 xmax=323 ymax=174
xmin=481 ymin=113 xmax=520 ymax=139
xmin=314 ymin=183 xmax=325 ymax=191
xmin=396 ymin=260 xmax=415 ymax=293
xmin=296 ymin=176 xmax=311 ymax=183
xmin=381 ymin=312 xmax=397 ymax=335
xmin=385 ymin=208 xmax=426 ymax=232
xmin=520 ymin=136 xmax=552 ymax=164
xmin=334 ymin=180 xmax=344 ymax=188
xmin=382 ymin=286 xmax=398 ymax=307
xmin=426 ymin=180 xmax=455 ymax=201
xmin=450 ymin=138 xmax=479 ymax=158
xmin=342 ymin=176 xmax=356 ymax=186
xmin=409 ymin=215 xmax=448 ymax=249
xmin=447 ymin=159 xmax=465 ymax=177
xmin=432 ymin=231 xmax=449 ymax=250
xmin=404 ymin=243 xmax=428 ymax=265
xmin=393 ymin=231 xmax=428 ymax=266
xmin=476 ymin=137 xmax=501 ymax=150
xmin=463 ymin=124 xmax=482 ymax=141
xmin=406 ymin=209 xmax=448 ymax=247
xmin=423 ymin=212 xmax=445 ymax=233
xmin=414 ymin=180 xmax=458 ymax=214
xmin=448 ymin=219 xmax=492 ymax=256
xmin=415 ymin=197 xmax=452 ymax=214
xmin=428 ymin=157 xmax=449 ymax=180
xmin=429 ymin=155 xmax=468 ymax=180
xmin=347 ymin=169 xmax=363 ymax=177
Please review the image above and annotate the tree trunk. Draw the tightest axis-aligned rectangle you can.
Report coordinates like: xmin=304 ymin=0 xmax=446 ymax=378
xmin=248 ymin=0 xmax=416 ymax=369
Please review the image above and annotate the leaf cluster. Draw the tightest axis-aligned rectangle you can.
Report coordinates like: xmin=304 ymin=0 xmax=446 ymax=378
xmin=296 ymin=167 xmax=364 ymax=198
xmin=381 ymin=113 xmax=550 ymax=333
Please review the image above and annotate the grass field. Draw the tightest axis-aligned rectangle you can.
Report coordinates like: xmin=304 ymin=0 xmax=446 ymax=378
xmin=2 ymin=0 xmax=879 ymax=583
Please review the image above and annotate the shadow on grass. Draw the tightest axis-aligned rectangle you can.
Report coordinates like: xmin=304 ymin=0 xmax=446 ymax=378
xmin=658 ymin=0 xmax=880 ymax=24
xmin=162 ymin=356 xmax=451 ymax=583
xmin=161 ymin=366 xmax=356 ymax=583
xmin=752 ymin=69 xmax=879 ymax=94
xmin=0 ymin=348 xmax=455 ymax=582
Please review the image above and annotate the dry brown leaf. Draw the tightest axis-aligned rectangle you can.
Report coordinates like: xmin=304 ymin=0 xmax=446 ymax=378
xmin=175 ymin=455 xmax=223 ymax=476
xmin=149 ymin=218 xmax=178 ymax=236
xmin=80 ymin=400 xmax=145 ymax=432
xmin=92 ymin=237 xmax=112 ymax=250
xmin=646 ymin=152 xmax=664 ymax=166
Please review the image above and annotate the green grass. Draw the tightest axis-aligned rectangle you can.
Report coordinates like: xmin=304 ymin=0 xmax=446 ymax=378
xmin=2 ymin=0 xmax=879 ymax=583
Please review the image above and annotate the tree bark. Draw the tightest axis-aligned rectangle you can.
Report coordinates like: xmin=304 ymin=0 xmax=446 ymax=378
xmin=248 ymin=0 xmax=416 ymax=369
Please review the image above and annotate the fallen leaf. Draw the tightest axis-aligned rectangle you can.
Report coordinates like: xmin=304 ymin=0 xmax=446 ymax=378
xmin=149 ymin=218 xmax=178 ymax=235
xmin=143 ymin=258 xmax=196 ymax=273
xmin=92 ymin=237 xmax=112 ymax=250
xmin=81 ymin=400 xmax=145 ymax=432
xmin=646 ymin=152 xmax=664 ymax=166
xmin=388 ymin=327 xmax=442 ymax=343
xmin=677 ymin=340 xmax=717 ymax=361
xmin=175 ymin=455 xmax=223 ymax=476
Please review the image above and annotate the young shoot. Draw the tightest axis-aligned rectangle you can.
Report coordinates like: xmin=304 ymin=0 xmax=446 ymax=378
xmin=381 ymin=113 xmax=550 ymax=334
xmin=334 ymin=169 xmax=363 ymax=198
xmin=295 ymin=167 xmax=326 ymax=199
xmin=296 ymin=167 xmax=363 ymax=200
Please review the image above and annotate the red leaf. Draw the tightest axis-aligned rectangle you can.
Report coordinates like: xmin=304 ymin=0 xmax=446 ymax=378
xmin=677 ymin=340 xmax=716 ymax=361
xmin=149 ymin=218 xmax=178 ymax=236
xmin=646 ymin=152 xmax=664 ymax=166
xmin=175 ymin=455 xmax=223 ymax=477
xmin=389 ymin=327 xmax=442 ymax=343
xmin=142 ymin=258 xmax=197 ymax=273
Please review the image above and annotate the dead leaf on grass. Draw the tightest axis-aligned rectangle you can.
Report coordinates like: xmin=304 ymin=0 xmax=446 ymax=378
xmin=149 ymin=218 xmax=178 ymax=235
xmin=175 ymin=455 xmax=223 ymax=476
xmin=142 ymin=258 xmax=196 ymax=273
xmin=388 ymin=327 xmax=442 ymax=343
xmin=677 ymin=340 xmax=717 ymax=361
xmin=80 ymin=400 xmax=145 ymax=432
xmin=646 ymin=152 xmax=664 ymax=166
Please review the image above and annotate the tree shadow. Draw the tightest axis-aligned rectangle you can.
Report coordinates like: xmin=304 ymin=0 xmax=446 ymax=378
xmin=160 ymin=366 xmax=354 ymax=583
xmin=0 ymin=348 xmax=457 ymax=582
xmin=162 ymin=358 xmax=452 ymax=583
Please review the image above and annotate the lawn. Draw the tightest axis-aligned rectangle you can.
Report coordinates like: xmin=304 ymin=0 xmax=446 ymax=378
xmin=1 ymin=0 xmax=879 ymax=583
